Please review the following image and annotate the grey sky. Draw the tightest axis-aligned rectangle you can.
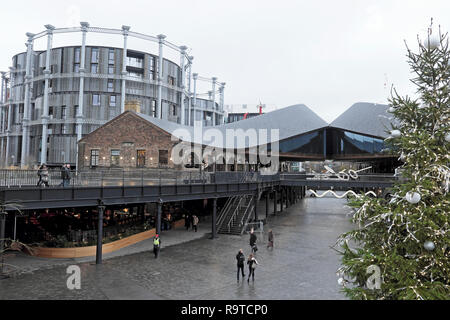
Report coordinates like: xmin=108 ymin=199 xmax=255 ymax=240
xmin=1 ymin=0 xmax=449 ymax=122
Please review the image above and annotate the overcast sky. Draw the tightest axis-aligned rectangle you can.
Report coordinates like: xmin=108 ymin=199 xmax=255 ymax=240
xmin=1 ymin=0 xmax=449 ymax=122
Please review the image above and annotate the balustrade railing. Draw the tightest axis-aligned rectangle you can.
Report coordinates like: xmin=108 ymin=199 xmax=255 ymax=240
xmin=0 ymin=168 xmax=394 ymax=188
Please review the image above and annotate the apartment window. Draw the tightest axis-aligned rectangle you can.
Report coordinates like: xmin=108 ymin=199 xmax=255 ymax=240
xmin=74 ymin=48 xmax=81 ymax=63
xmin=110 ymin=150 xmax=120 ymax=166
xmin=108 ymin=65 xmax=114 ymax=74
xmin=149 ymin=57 xmax=155 ymax=80
xmin=108 ymin=49 xmax=115 ymax=64
xmin=172 ymin=104 xmax=177 ymax=116
xmin=137 ymin=150 xmax=146 ymax=168
xmin=109 ymin=95 xmax=116 ymax=107
xmin=91 ymin=48 xmax=99 ymax=63
xmin=90 ymin=149 xmax=99 ymax=167
xmin=152 ymin=100 xmax=157 ymax=117
xmin=168 ymin=76 xmax=175 ymax=86
xmin=74 ymin=105 xmax=79 ymax=118
xmin=107 ymin=79 xmax=114 ymax=92
xmin=61 ymin=124 xmax=68 ymax=134
xmin=49 ymin=106 xmax=54 ymax=119
xmin=74 ymin=63 xmax=80 ymax=73
xmin=92 ymin=94 xmax=101 ymax=106
xmin=159 ymin=150 xmax=168 ymax=165
xmin=61 ymin=106 xmax=66 ymax=119
xmin=91 ymin=63 xmax=98 ymax=74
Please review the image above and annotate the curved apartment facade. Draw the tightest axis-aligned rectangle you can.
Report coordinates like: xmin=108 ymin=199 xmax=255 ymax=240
xmin=0 ymin=23 xmax=225 ymax=167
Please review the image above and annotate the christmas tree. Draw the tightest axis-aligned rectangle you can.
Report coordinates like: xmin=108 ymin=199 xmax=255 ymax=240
xmin=335 ymin=20 xmax=450 ymax=300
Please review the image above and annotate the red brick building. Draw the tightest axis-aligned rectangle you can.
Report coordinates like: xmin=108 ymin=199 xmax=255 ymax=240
xmin=77 ymin=111 xmax=181 ymax=170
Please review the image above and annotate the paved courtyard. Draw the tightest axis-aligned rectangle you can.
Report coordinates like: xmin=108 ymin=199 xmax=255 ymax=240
xmin=0 ymin=195 xmax=353 ymax=300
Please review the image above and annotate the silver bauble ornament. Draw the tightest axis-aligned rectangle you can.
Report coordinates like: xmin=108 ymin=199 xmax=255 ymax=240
xmin=391 ymin=130 xmax=401 ymax=138
xmin=388 ymin=106 xmax=396 ymax=113
xmin=399 ymin=153 xmax=406 ymax=162
xmin=405 ymin=191 xmax=421 ymax=204
xmin=338 ymin=277 xmax=344 ymax=286
xmin=424 ymin=241 xmax=435 ymax=251
xmin=445 ymin=133 xmax=450 ymax=143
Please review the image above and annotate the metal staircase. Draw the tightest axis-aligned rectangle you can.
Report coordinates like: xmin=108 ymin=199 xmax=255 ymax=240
xmin=216 ymin=188 xmax=263 ymax=236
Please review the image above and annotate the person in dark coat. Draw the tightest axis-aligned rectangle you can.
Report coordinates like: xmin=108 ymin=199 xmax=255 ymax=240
xmin=184 ymin=214 xmax=190 ymax=230
xmin=267 ymin=229 xmax=274 ymax=250
xmin=236 ymin=249 xmax=245 ymax=282
xmin=249 ymin=228 xmax=257 ymax=254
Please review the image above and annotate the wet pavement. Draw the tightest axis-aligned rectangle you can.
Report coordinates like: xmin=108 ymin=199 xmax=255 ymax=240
xmin=0 ymin=195 xmax=353 ymax=300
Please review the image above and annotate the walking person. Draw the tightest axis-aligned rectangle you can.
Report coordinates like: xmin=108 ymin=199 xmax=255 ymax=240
xmin=249 ymin=228 xmax=258 ymax=254
xmin=64 ymin=164 xmax=72 ymax=187
xmin=247 ymin=253 xmax=259 ymax=283
xmin=40 ymin=164 xmax=49 ymax=187
xmin=37 ymin=164 xmax=44 ymax=186
xmin=184 ymin=213 xmax=190 ymax=231
xmin=192 ymin=214 xmax=199 ymax=232
xmin=267 ymin=229 xmax=274 ymax=250
xmin=153 ymin=234 xmax=161 ymax=258
xmin=236 ymin=249 xmax=245 ymax=283
xmin=59 ymin=164 xmax=67 ymax=186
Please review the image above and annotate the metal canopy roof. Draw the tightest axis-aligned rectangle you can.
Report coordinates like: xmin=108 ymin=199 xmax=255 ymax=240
xmin=329 ymin=102 xmax=394 ymax=138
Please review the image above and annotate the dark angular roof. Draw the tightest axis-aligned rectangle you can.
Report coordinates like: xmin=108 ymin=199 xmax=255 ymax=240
xmin=329 ymin=102 xmax=394 ymax=138
xmin=134 ymin=104 xmax=328 ymax=148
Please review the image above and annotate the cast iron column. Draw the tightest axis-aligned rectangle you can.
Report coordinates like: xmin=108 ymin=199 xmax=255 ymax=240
xmin=211 ymin=77 xmax=217 ymax=126
xmin=179 ymin=46 xmax=187 ymax=125
xmin=157 ymin=200 xmax=162 ymax=235
xmin=273 ymin=190 xmax=277 ymax=215
xmin=96 ymin=204 xmax=105 ymax=264
xmin=280 ymin=188 xmax=284 ymax=212
xmin=20 ymin=33 xmax=34 ymax=168
xmin=121 ymin=25 xmax=130 ymax=114
xmin=40 ymin=24 xmax=55 ymax=165
xmin=157 ymin=34 xmax=166 ymax=119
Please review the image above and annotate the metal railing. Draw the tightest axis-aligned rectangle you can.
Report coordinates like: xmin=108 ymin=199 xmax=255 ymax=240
xmin=0 ymin=168 xmax=395 ymax=188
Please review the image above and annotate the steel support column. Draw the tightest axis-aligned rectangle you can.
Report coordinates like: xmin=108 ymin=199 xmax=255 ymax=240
xmin=192 ymin=73 xmax=198 ymax=126
xmin=179 ymin=46 xmax=187 ymax=125
xmin=96 ymin=204 xmax=105 ymax=264
xmin=211 ymin=77 xmax=217 ymax=126
xmin=157 ymin=34 xmax=166 ymax=119
xmin=121 ymin=25 xmax=130 ymax=114
xmin=157 ymin=200 xmax=162 ymax=235
xmin=254 ymin=192 xmax=258 ymax=221
xmin=273 ymin=190 xmax=277 ymax=215
xmin=40 ymin=24 xmax=55 ymax=165
xmin=21 ymin=33 xmax=34 ymax=168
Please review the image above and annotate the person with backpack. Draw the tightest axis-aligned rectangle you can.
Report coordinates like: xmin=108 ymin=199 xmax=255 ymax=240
xmin=153 ymin=234 xmax=161 ymax=258
xmin=247 ymin=253 xmax=259 ymax=283
xmin=192 ymin=215 xmax=199 ymax=232
xmin=236 ymin=249 xmax=246 ymax=282
xmin=267 ymin=229 xmax=274 ymax=250
xmin=249 ymin=228 xmax=258 ymax=254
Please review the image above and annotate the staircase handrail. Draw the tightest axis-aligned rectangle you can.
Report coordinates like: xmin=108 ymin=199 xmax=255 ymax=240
xmin=216 ymin=195 xmax=238 ymax=230
xmin=226 ymin=195 xmax=248 ymax=233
